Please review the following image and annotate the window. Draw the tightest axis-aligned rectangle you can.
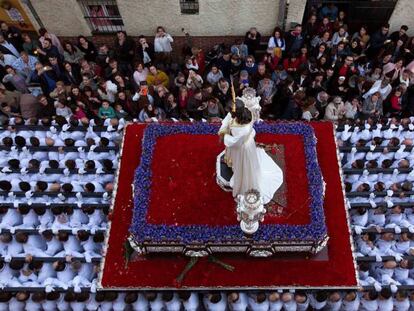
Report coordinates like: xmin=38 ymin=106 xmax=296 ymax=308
xmin=180 ymin=0 xmax=199 ymax=14
xmin=78 ymin=0 xmax=124 ymax=33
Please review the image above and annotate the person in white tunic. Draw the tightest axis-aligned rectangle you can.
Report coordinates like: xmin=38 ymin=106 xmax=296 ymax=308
xmin=179 ymin=292 xmax=199 ymax=311
xmin=218 ymin=99 xmax=283 ymax=203
xmin=228 ymin=292 xmax=248 ymax=311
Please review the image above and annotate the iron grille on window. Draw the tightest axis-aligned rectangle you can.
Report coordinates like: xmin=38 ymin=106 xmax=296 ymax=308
xmin=78 ymin=0 xmax=124 ymax=33
xmin=180 ymin=0 xmax=199 ymax=14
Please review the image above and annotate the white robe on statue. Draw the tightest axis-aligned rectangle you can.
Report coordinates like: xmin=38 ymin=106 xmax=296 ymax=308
xmin=219 ymin=113 xmax=283 ymax=203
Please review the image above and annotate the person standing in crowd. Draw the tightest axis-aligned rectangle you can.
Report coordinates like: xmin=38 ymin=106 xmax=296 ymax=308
xmin=77 ymin=35 xmax=97 ymax=62
xmin=38 ymin=27 xmax=63 ymax=55
xmin=137 ymin=35 xmax=154 ymax=66
xmin=154 ymin=26 xmax=173 ymax=66
xmin=367 ymin=23 xmax=390 ymax=58
xmin=286 ymin=24 xmax=305 ymax=55
xmin=0 ymin=21 xmax=22 ymax=51
xmin=244 ymin=27 xmax=261 ymax=57
xmin=114 ymin=30 xmax=135 ymax=74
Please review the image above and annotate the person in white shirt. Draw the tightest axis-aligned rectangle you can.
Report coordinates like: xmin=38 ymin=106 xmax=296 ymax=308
xmin=99 ymin=292 xmax=118 ymax=311
xmin=154 ymin=26 xmax=173 ymax=53
xmin=228 ymin=292 xmax=248 ymax=311
xmin=309 ymin=291 xmax=327 ymax=310
xmin=268 ymin=291 xmax=283 ymax=311
xmin=0 ymin=292 xmax=11 ymax=311
xmin=179 ymin=291 xmax=199 ymax=311
xmin=294 ymin=291 xmax=309 ymax=311
xmin=25 ymin=292 xmax=45 ymax=311
xmin=267 ymin=27 xmax=286 ymax=53
xmin=363 ymin=77 xmax=392 ymax=100
xmin=281 ymin=292 xmax=296 ymax=311
xmin=360 ymin=290 xmax=379 ymax=311
xmin=163 ymin=292 xmax=181 ymax=311
xmin=203 ymin=292 xmax=227 ymax=311
xmin=341 ymin=290 xmax=360 ymax=311
xmin=85 ymin=293 xmax=101 ymax=311
xmin=247 ymin=292 xmax=269 ymax=311
xmin=394 ymin=290 xmax=410 ymax=311
xmin=378 ymin=288 xmax=394 ymax=311
xmin=146 ymin=292 xmax=164 ymax=311
xmin=42 ymin=291 xmax=60 ymax=311
xmin=10 ymin=291 xmax=28 ymax=310
xmin=395 ymin=259 xmax=414 ymax=286
xmin=0 ymin=50 xmax=16 ymax=67
xmin=111 ymin=292 xmax=126 ymax=311
xmin=127 ymin=292 xmax=149 ymax=311
xmin=325 ymin=291 xmax=342 ymax=311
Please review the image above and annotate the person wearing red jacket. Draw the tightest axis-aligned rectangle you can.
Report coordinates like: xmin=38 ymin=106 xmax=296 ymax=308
xmin=191 ymin=47 xmax=205 ymax=75
xmin=283 ymin=54 xmax=301 ymax=74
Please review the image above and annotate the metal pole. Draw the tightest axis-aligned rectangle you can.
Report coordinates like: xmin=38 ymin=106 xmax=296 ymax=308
xmin=278 ymin=0 xmax=289 ymax=30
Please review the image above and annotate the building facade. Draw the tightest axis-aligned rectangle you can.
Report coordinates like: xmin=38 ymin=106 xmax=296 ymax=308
xmin=17 ymin=0 xmax=414 ymax=38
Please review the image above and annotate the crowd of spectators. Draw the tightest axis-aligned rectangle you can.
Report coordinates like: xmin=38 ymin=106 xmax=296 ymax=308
xmin=0 ymin=6 xmax=414 ymax=125
xmin=1 ymin=1 xmax=414 ymax=310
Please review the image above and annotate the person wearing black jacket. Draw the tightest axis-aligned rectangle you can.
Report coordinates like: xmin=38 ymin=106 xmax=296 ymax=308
xmin=136 ymin=35 xmax=154 ymax=66
xmin=281 ymin=90 xmax=305 ymax=120
xmin=95 ymin=44 xmax=115 ymax=69
xmin=114 ymin=31 xmax=135 ymax=74
xmin=402 ymin=84 xmax=414 ymax=117
xmin=77 ymin=36 xmax=97 ymax=62
xmin=62 ymin=62 xmax=81 ymax=86
xmin=36 ymin=94 xmax=56 ymax=118
xmin=244 ymin=27 xmax=261 ymax=57
xmin=216 ymin=50 xmax=232 ymax=79
xmin=0 ymin=21 xmax=22 ymax=52
xmin=304 ymin=14 xmax=318 ymax=45
xmin=36 ymin=38 xmax=62 ymax=64
xmin=389 ymin=25 xmax=409 ymax=45
xmin=285 ymin=24 xmax=305 ymax=55
xmin=367 ymin=24 xmax=390 ymax=58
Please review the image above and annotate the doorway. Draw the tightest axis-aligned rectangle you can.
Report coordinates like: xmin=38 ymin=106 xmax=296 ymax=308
xmin=304 ymin=0 xmax=398 ymax=34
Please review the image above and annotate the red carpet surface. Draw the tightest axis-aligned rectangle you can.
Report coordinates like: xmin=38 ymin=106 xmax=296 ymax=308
xmin=100 ymin=122 xmax=357 ymax=289
xmin=148 ymin=133 xmax=309 ymax=226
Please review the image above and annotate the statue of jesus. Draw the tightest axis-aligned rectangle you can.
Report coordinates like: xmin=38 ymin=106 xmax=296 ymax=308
xmin=218 ymin=98 xmax=283 ymax=204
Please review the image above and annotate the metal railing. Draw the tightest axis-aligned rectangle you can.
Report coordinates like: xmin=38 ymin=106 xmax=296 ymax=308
xmin=180 ymin=0 xmax=199 ymax=15
xmin=78 ymin=0 xmax=124 ymax=34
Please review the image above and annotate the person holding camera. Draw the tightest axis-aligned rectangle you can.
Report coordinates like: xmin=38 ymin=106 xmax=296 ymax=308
xmin=137 ymin=35 xmax=154 ymax=66
xmin=244 ymin=27 xmax=261 ymax=57
xmin=154 ymin=26 xmax=173 ymax=66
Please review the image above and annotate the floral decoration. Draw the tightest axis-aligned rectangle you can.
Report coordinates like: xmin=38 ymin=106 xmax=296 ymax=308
xmin=130 ymin=122 xmax=326 ymax=244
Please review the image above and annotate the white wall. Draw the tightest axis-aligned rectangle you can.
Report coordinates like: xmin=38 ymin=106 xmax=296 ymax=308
xmin=28 ymin=0 xmax=91 ymax=36
xmin=117 ymin=0 xmax=279 ymax=36
xmin=285 ymin=0 xmax=306 ymax=30
xmin=388 ymin=0 xmax=414 ymax=35
xmin=23 ymin=0 xmax=282 ymax=37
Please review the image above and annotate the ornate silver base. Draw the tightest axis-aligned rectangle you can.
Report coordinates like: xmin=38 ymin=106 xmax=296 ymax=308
xmin=129 ymin=235 xmax=330 ymax=258
xmin=129 ymin=148 xmax=329 ymax=258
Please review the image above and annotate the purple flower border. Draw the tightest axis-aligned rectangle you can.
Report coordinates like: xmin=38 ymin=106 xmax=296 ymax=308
xmin=130 ymin=122 xmax=326 ymax=244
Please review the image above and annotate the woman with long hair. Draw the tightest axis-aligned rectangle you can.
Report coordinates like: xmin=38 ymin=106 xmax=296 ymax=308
xmin=77 ymin=36 xmax=97 ymax=62
xmin=63 ymin=41 xmax=85 ymax=65
xmin=267 ymin=27 xmax=285 ymax=60
xmin=132 ymin=61 xmax=148 ymax=86
xmin=164 ymin=93 xmax=181 ymax=119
